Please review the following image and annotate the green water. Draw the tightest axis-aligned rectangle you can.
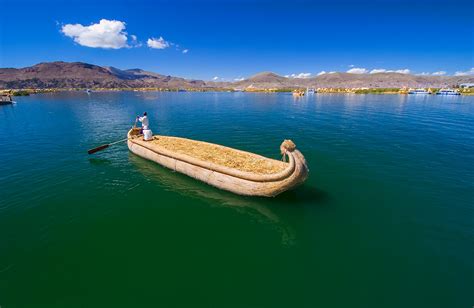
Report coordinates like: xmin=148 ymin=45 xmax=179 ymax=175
xmin=1 ymin=92 xmax=473 ymax=307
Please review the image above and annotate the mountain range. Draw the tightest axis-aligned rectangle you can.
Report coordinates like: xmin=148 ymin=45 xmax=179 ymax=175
xmin=1 ymin=62 xmax=472 ymax=90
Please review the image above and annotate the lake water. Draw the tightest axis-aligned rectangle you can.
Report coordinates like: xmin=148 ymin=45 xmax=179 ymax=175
xmin=1 ymin=92 xmax=473 ymax=307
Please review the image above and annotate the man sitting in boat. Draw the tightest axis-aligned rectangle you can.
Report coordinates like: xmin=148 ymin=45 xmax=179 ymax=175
xmin=137 ymin=112 xmax=153 ymax=141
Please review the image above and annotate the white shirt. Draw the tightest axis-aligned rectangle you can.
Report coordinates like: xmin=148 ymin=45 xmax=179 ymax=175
xmin=139 ymin=116 xmax=149 ymax=130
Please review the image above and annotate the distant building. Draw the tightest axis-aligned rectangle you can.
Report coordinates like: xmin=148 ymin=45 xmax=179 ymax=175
xmin=460 ymin=83 xmax=474 ymax=88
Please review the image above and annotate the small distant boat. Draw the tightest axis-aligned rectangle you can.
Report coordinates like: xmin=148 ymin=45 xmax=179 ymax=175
xmin=292 ymin=90 xmax=305 ymax=97
xmin=0 ymin=94 xmax=13 ymax=105
xmin=306 ymin=88 xmax=316 ymax=95
xmin=127 ymin=128 xmax=309 ymax=197
xmin=436 ymin=89 xmax=460 ymax=95
xmin=398 ymin=87 xmax=409 ymax=94
xmin=86 ymin=89 xmax=92 ymax=94
xmin=408 ymin=88 xmax=431 ymax=95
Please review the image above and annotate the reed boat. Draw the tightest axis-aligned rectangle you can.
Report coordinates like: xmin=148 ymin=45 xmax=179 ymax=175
xmin=292 ymin=90 xmax=305 ymax=97
xmin=127 ymin=128 xmax=308 ymax=197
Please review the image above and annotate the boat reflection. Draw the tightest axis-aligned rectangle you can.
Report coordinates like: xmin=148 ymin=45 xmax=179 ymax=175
xmin=129 ymin=153 xmax=295 ymax=245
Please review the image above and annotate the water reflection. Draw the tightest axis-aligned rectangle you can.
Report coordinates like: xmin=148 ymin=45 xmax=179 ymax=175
xmin=128 ymin=153 xmax=296 ymax=245
xmin=277 ymin=184 xmax=329 ymax=205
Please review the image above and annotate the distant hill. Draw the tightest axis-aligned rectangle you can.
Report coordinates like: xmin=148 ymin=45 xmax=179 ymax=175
xmin=308 ymin=72 xmax=473 ymax=89
xmin=228 ymin=72 xmax=474 ymax=89
xmin=0 ymin=62 xmax=206 ymax=89
xmin=0 ymin=61 xmax=473 ymax=89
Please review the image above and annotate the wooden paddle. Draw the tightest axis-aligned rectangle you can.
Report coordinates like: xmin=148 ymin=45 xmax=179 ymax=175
xmin=88 ymin=119 xmax=140 ymax=154
xmin=87 ymin=138 xmax=130 ymax=154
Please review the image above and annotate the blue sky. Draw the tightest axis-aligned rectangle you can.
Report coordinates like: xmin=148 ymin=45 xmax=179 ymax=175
xmin=1 ymin=0 xmax=473 ymax=80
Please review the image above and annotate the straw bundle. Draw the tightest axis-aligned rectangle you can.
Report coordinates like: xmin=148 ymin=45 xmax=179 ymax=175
xmin=140 ymin=136 xmax=287 ymax=175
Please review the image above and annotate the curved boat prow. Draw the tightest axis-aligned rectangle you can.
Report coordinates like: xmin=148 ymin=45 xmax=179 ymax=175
xmin=273 ymin=139 xmax=309 ymax=195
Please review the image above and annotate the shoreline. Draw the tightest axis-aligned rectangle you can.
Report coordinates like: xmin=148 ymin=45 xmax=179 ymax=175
xmin=2 ymin=87 xmax=473 ymax=96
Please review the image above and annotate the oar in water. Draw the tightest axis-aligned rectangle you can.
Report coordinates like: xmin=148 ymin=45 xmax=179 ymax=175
xmin=87 ymin=138 xmax=130 ymax=154
xmin=88 ymin=120 xmax=139 ymax=154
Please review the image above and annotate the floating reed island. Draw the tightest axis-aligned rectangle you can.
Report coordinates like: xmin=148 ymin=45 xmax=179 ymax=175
xmin=127 ymin=128 xmax=309 ymax=196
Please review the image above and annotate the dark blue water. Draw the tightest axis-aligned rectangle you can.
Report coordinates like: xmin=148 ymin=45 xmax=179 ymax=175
xmin=0 ymin=92 xmax=473 ymax=307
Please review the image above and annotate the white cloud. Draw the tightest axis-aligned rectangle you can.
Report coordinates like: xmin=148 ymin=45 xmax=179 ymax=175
xmin=454 ymin=68 xmax=474 ymax=76
xmin=349 ymin=64 xmax=355 ymax=68
xmin=370 ymin=69 xmax=387 ymax=74
xmin=369 ymin=68 xmax=411 ymax=74
xmin=417 ymin=72 xmax=445 ymax=76
xmin=129 ymin=34 xmax=141 ymax=47
xmin=61 ymin=19 xmax=129 ymax=49
xmin=317 ymin=71 xmax=327 ymax=76
xmin=182 ymin=49 xmax=189 ymax=54
xmin=234 ymin=77 xmax=245 ymax=81
xmin=212 ymin=76 xmax=219 ymax=81
xmin=147 ymin=37 xmax=170 ymax=49
xmin=347 ymin=68 xmax=368 ymax=74
xmin=394 ymin=69 xmax=410 ymax=74
xmin=285 ymin=72 xmax=312 ymax=79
